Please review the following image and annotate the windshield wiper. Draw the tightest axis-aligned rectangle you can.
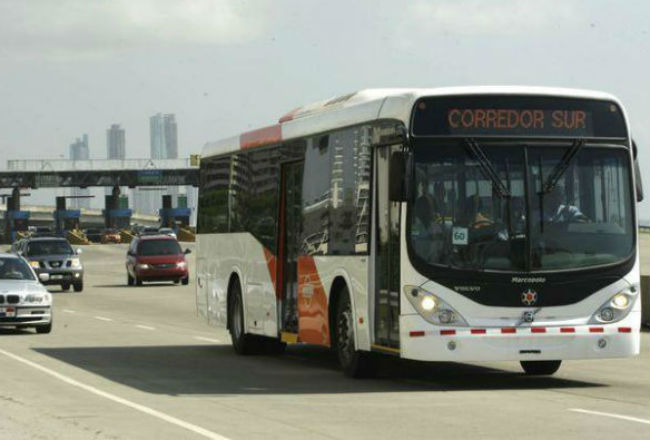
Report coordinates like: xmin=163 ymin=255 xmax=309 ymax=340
xmin=464 ymin=138 xmax=510 ymax=198
xmin=539 ymin=139 xmax=585 ymax=194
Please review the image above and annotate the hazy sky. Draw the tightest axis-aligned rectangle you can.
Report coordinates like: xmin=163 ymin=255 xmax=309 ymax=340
xmin=0 ymin=0 xmax=648 ymax=219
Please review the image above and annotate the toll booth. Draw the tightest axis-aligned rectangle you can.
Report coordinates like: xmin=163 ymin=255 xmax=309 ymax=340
xmin=159 ymin=195 xmax=191 ymax=230
xmin=3 ymin=210 xmax=30 ymax=243
xmin=103 ymin=194 xmax=131 ymax=229
xmin=54 ymin=210 xmax=81 ymax=234
xmin=3 ymin=189 xmax=30 ymax=243
xmin=54 ymin=196 xmax=80 ymax=234
xmin=104 ymin=209 xmax=132 ymax=229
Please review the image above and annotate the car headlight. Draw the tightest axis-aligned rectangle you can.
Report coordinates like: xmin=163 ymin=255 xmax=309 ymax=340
xmin=176 ymin=261 xmax=187 ymax=269
xmin=590 ymin=291 xmax=636 ymax=324
xmin=29 ymin=261 xmax=40 ymax=269
xmin=136 ymin=263 xmax=150 ymax=270
xmin=403 ymin=285 xmax=468 ymax=326
xmin=70 ymin=258 xmax=81 ymax=268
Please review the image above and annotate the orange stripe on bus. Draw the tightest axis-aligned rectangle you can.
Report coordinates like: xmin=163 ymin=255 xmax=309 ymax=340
xmin=297 ymin=255 xmax=330 ymax=347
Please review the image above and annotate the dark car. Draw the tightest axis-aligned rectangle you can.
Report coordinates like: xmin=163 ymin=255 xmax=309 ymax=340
xmin=126 ymin=235 xmax=190 ymax=286
xmin=84 ymin=228 xmax=102 ymax=243
xmin=139 ymin=227 xmax=160 ymax=236
xmin=11 ymin=237 xmax=84 ymax=292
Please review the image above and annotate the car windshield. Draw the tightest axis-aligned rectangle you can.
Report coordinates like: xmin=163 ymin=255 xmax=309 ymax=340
xmin=27 ymin=240 xmax=74 ymax=256
xmin=0 ymin=257 xmax=36 ymax=280
xmin=409 ymin=140 xmax=634 ymax=272
xmin=139 ymin=240 xmax=181 ymax=256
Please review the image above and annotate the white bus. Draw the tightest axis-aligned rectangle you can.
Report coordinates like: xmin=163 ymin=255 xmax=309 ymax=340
xmin=196 ymin=87 xmax=644 ymax=377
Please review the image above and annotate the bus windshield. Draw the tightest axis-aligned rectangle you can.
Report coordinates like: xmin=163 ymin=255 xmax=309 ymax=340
xmin=408 ymin=140 xmax=634 ymax=272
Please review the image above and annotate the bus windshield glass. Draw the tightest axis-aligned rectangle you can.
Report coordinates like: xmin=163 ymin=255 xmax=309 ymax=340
xmin=408 ymin=140 xmax=634 ymax=272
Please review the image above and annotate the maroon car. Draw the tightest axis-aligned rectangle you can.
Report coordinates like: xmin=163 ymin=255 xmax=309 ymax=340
xmin=126 ymin=235 xmax=190 ymax=286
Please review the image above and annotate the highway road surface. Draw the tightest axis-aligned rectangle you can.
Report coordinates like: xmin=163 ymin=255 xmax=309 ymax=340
xmin=1 ymin=244 xmax=648 ymax=440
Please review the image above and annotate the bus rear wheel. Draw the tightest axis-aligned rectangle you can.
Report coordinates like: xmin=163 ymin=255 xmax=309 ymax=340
xmin=228 ymin=279 xmax=258 ymax=355
xmin=334 ymin=288 xmax=375 ymax=378
xmin=520 ymin=360 xmax=562 ymax=375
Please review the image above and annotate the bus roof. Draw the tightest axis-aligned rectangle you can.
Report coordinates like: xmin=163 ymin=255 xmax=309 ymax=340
xmin=202 ymin=86 xmax=622 ymax=158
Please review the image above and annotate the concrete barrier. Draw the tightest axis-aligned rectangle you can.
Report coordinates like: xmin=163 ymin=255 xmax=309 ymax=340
xmin=642 ymin=275 xmax=650 ymax=328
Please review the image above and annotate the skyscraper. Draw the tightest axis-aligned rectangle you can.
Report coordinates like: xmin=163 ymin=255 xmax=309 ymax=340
xmin=106 ymin=124 xmax=125 ymax=160
xmin=106 ymin=124 xmax=126 ymax=200
xmin=150 ymin=113 xmax=177 ymax=159
xmin=69 ymin=134 xmax=90 ymax=209
xmin=135 ymin=114 xmax=180 ymax=216
xmin=70 ymin=134 xmax=89 ymax=161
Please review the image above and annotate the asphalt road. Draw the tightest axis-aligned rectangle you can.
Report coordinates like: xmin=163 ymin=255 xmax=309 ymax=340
xmin=1 ymin=244 xmax=648 ymax=440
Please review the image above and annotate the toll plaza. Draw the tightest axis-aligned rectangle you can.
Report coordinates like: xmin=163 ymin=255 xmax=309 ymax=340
xmin=0 ymin=158 xmax=199 ymax=243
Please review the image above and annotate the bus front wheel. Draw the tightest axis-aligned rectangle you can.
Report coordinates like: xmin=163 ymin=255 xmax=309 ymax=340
xmin=228 ymin=279 xmax=257 ymax=355
xmin=520 ymin=360 xmax=562 ymax=375
xmin=334 ymin=288 xmax=375 ymax=378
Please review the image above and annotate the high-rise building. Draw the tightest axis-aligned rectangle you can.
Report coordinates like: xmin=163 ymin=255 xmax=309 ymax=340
xmin=70 ymin=134 xmax=89 ymax=161
xmin=106 ymin=124 xmax=125 ymax=160
xmin=136 ymin=114 xmax=180 ymax=216
xmin=150 ymin=113 xmax=177 ymax=159
xmin=69 ymin=134 xmax=90 ymax=209
xmin=106 ymin=124 xmax=126 ymax=200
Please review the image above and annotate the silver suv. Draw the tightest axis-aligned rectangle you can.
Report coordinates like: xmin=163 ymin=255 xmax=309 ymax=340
xmin=11 ymin=237 xmax=84 ymax=292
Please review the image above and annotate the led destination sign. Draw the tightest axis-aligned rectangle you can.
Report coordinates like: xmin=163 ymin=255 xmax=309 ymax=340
xmin=411 ymin=95 xmax=627 ymax=138
xmin=447 ymin=109 xmax=587 ymax=132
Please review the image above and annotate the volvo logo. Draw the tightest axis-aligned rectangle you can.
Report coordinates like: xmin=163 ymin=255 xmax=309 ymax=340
xmin=522 ymin=311 xmax=536 ymax=323
xmin=521 ymin=288 xmax=538 ymax=306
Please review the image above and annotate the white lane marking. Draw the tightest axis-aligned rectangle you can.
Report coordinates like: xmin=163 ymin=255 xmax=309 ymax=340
xmin=63 ymin=309 xmax=76 ymax=314
xmin=569 ymin=408 xmax=650 ymax=425
xmin=193 ymin=336 xmax=222 ymax=344
xmin=0 ymin=348 xmax=232 ymax=440
xmin=136 ymin=325 xmax=155 ymax=331
xmin=94 ymin=316 xmax=113 ymax=322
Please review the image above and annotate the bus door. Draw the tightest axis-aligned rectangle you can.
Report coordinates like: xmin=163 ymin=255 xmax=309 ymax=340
xmin=374 ymin=145 xmax=401 ymax=349
xmin=277 ymin=161 xmax=303 ymax=334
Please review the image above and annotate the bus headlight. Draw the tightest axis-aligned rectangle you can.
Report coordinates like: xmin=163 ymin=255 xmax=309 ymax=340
xmin=404 ymin=285 xmax=468 ymax=327
xmin=421 ymin=296 xmax=436 ymax=311
xmin=611 ymin=293 xmax=629 ymax=309
xmin=590 ymin=291 xmax=636 ymax=324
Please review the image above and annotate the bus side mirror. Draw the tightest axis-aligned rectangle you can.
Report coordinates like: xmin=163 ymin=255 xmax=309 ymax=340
xmin=389 ymin=151 xmax=407 ymax=202
xmin=632 ymin=141 xmax=643 ymax=202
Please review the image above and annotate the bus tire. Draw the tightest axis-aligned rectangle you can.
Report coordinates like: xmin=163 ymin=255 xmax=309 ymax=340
xmin=228 ymin=278 xmax=258 ymax=355
xmin=334 ymin=287 xmax=375 ymax=378
xmin=520 ymin=360 xmax=562 ymax=375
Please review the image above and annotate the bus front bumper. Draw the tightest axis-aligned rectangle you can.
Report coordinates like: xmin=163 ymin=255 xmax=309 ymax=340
xmin=399 ymin=313 xmax=641 ymax=362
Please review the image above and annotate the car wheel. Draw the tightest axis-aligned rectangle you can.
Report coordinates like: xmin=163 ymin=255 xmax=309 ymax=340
xmin=520 ymin=360 xmax=562 ymax=375
xmin=73 ymin=281 xmax=83 ymax=292
xmin=36 ymin=321 xmax=52 ymax=334
xmin=228 ymin=279 xmax=258 ymax=355
xmin=182 ymin=276 xmax=189 ymax=285
xmin=334 ymin=287 xmax=375 ymax=378
xmin=61 ymin=283 xmax=71 ymax=291
xmin=127 ymin=274 xmax=134 ymax=286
